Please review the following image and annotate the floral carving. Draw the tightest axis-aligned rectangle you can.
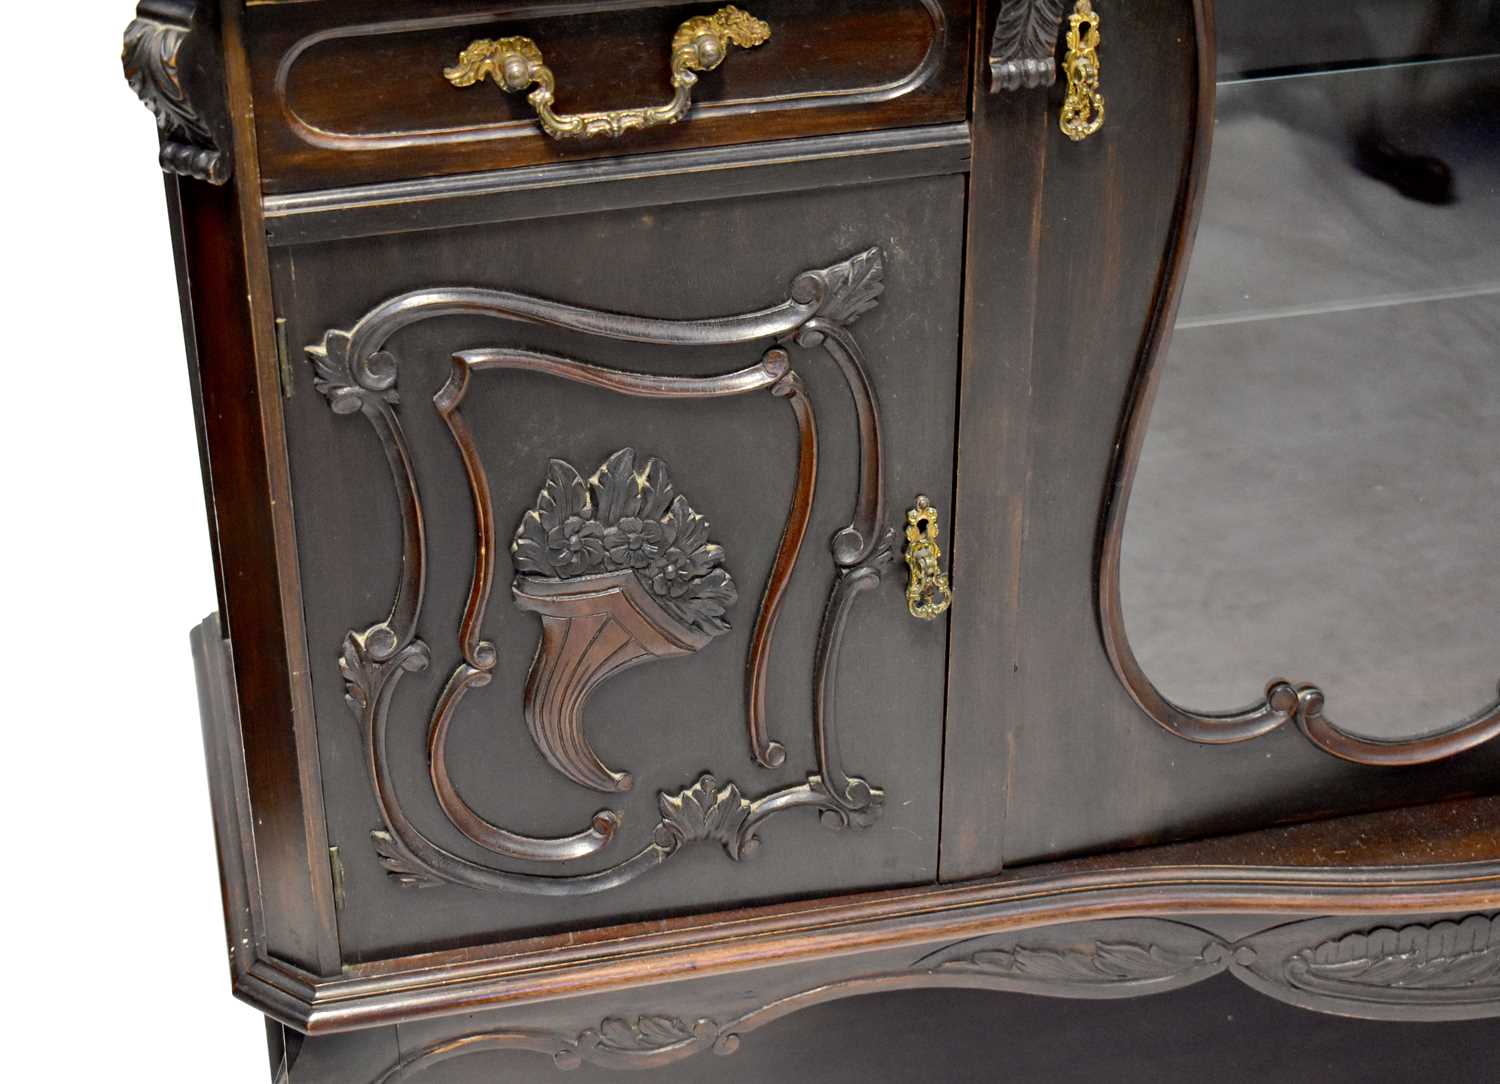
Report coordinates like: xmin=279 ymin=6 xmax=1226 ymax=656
xmin=513 ymin=448 xmax=737 ymax=637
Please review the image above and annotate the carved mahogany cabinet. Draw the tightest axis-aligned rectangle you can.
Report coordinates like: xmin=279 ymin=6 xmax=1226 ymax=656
xmin=127 ymin=0 xmax=1498 ymax=1079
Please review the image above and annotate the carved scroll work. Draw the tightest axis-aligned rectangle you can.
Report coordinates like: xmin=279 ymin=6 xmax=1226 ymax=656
xmin=310 ymin=248 xmax=891 ymax=895
xmin=377 ymin=914 xmax=1500 ymax=1077
xmin=988 ymin=0 xmax=1071 ymax=91
xmin=122 ymin=1 xmax=231 ymax=184
xmin=1094 ymin=8 xmax=1500 ymax=767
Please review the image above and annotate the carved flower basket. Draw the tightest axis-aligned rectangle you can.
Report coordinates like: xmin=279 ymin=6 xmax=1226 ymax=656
xmin=511 ymin=449 xmax=738 ymax=793
xmin=513 ymin=570 xmax=712 ymax=793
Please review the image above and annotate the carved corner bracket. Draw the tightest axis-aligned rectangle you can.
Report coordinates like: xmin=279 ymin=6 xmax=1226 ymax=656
xmin=374 ymin=913 xmax=1500 ymax=1078
xmin=309 ymin=248 xmax=894 ymax=898
xmin=988 ymin=0 xmax=1070 ymax=92
xmin=122 ymin=1 xmax=231 ymax=184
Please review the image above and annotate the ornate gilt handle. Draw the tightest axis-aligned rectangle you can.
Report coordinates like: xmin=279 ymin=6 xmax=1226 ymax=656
xmin=1059 ymin=0 xmax=1105 ymax=141
xmin=904 ymin=497 xmax=953 ymax=621
xmin=444 ymin=6 xmax=771 ymax=141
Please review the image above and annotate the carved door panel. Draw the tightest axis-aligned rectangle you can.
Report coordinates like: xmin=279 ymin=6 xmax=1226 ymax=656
xmin=272 ymin=175 xmax=963 ymax=960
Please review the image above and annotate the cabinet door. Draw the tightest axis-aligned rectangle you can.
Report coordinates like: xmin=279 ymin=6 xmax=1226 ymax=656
xmin=943 ymin=0 xmax=1500 ymax=882
xmin=273 ymin=168 xmax=963 ymax=960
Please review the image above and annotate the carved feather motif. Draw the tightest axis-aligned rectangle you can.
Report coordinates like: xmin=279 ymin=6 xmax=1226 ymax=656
xmin=963 ymin=940 xmax=1205 ymax=983
xmin=989 ymin=0 xmax=1070 ymax=91
xmin=1293 ymin=916 xmax=1499 ymax=990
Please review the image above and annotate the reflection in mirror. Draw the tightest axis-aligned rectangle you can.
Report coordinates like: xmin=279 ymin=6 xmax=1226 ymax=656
xmin=1117 ymin=2 xmax=1499 ymax=749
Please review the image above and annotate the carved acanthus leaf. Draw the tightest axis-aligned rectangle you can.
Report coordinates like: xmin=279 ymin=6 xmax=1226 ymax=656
xmin=657 ymin=775 xmax=752 ymax=856
xmin=806 ymin=247 xmax=886 ymax=329
xmin=963 ymin=941 xmax=1206 ymax=983
xmin=121 ymin=3 xmax=231 ymax=183
xmin=989 ymin=0 xmax=1070 ymax=91
xmin=309 ymin=330 xmax=400 ymax=412
xmin=370 ymin=831 xmax=443 ymax=890
xmin=584 ymin=1015 xmax=716 ymax=1054
xmin=1292 ymin=916 xmax=1499 ymax=991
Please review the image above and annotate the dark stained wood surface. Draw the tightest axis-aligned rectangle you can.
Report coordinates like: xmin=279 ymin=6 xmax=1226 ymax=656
xmin=172 ymin=169 xmax=340 ymax=975
xmin=271 ymin=165 xmax=965 ymax=960
xmin=273 ymin=963 xmax=1500 ymax=1082
xmin=126 ymin=1 xmax=1500 ymax=1067
xmin=940 ymin=0 xmax=1500 ymax=881
xmin=246 ymin=0 xmax=973 ymax=192
xmin=210 ymin=788 xmax=1498 ymax=1034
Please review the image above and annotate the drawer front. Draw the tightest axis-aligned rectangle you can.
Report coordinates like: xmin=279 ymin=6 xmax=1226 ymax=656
xmin=274 ymin=168 xmax=963 ymax=959
xmin=248 ymin=0 xmax=971 ymax=193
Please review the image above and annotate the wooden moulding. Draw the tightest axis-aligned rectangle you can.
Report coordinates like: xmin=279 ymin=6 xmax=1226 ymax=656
xmin=198 ymin=615 xmax=1499 ymax=1033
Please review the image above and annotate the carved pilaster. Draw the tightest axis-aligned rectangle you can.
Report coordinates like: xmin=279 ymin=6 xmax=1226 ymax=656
xmin=122 ymin=0 xmax=231 ymax=184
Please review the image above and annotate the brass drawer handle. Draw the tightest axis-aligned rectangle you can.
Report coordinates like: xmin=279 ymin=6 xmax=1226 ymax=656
xmin=1060 ymin=0 xmax=1105 ymax=141
xmin=904 ymin=497 xmax=953 ymax=621
xmin=445 ymin=6 xmax=771 ymax=141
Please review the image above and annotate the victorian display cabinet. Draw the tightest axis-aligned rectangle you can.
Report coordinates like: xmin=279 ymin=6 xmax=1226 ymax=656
xmin=125 ymin=0 xmax=1498 ymax=1079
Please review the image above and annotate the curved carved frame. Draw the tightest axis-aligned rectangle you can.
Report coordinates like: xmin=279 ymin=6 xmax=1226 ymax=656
xmin=375 ymin=912 xmax=1500 ymax=1077
xmin=310 ymin=249 xmax=892 ymax=895
xmin=1094 ymin=5 xmax=1500 ymax=767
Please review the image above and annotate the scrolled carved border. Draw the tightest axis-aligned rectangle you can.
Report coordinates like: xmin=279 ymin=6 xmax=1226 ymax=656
xmin=122 ymin=1 xmax=231 ymax=184
xmin=374 ymin=912 xmax=1500 ymax=1077
xmin=1094 ymin=3 xmax=1500 ymax=767
xmin=311 ymin=248 xmax=893 ymax=895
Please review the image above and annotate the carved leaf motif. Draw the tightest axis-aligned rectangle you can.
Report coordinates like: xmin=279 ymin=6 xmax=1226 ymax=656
xmin=370 ymin=830 xmax=443 ymax=889
xmin=1296 ymin=917 xmax=1499 ymax=990
xmin=967 ymin=941 xmax=1203 ymax=983
xmin=512 ymin=511 xmax=551 ymax=575
xmin=815 ymin=247 xmax=886 ymax=327
xmin=659 ymin=775 xmax=752 ymax=852
xmin=989 ymin=0 xmax=1069 ymax=89
xmin=338 ymin=631 xmax=376 ymax=714
xmin=540 ymin=459 xmax=590 ymax=531
xmin=637 ymin=457 xmax=677 ymax=521
xmin=123 ymin=17 xmax=199 ymax=139
xmin=590 ymin=447 xmax=637 ymax=525
xmin=308 ymin=331 xmax=399 ymax=411
xmin=597 ymin=1016 xmax=699 ymax=1051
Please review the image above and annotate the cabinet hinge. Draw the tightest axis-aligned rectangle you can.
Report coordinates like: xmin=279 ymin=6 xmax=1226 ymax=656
xmin=275 ymin=316 xmax=295 ymax=399
xmin=329 ymin=846 xmax=347 ymax=911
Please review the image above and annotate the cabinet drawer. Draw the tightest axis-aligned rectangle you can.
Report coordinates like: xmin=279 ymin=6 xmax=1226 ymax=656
xmin=247 ymin=0 xmax=971 ymax=193
xmin=273 ymin=162 xmax=964 ymax=959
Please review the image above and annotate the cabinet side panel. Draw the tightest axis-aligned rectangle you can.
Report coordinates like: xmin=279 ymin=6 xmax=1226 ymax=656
xmin=176 ymin=174 xmax=336 ymax=972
